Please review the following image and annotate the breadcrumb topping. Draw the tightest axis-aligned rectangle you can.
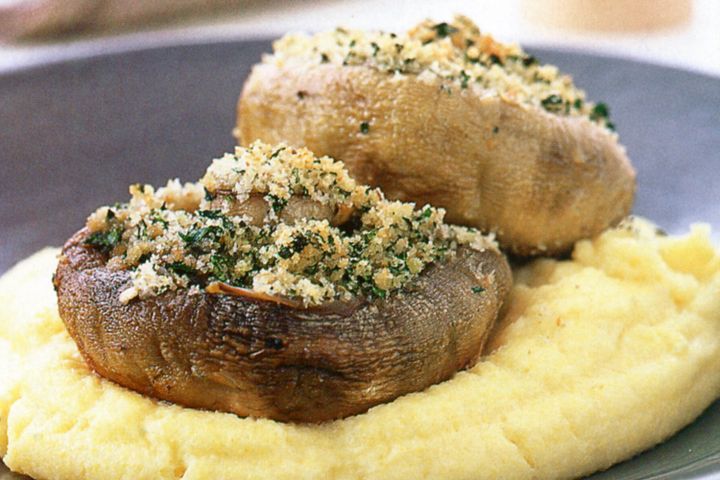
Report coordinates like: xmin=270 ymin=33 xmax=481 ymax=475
xmin=85 ymin=141 xmax=496 ymax=306
xmin=268 ymin=15 xmax=614 ymax=130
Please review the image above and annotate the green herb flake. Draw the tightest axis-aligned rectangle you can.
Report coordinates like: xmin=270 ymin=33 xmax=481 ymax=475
xmin=522 ymin=55 xmax=538 ymax=67
xmin=179 ymin=226 xmax=222 ymax=247
xmin=589 ymin=102 xmax=614 ymax=130
xmin=85 ymin=228 xmax=122 ymax=252
xmin=168 ymin=261 xmax=195 ymax=276
xmin=270 ymin=147 xmax=286 ymax=159
xmin=471 ymin=286 xmax=485 ymax=294
xmin=149 ymin=211 xmax=169 ymax=228
xmin=371 ymin=285 xmax=387 ymax=299
xmin=360 ymin=121 xmax=370 ymax=134
xmin=135 ymin=221 xmax=148 ymax=238
xmin=266 ymin=194 xmax=288 ymax=214
xmin=209 ymin=254 xmax=233 ymax=281
xmin=541 ymin=94 xmax=564 ymax=112
xmin=459 ymin=70 xmax=470 ymax=89
xmin=590 ymin=102 xmax=609 ymax=120
xmin=197 ymin=209 xmax=222 ymax=219
xmin=432 ymin=22 xmax=458 ymax=38
xmin=292 ymin=235 xmax=309 ymax=252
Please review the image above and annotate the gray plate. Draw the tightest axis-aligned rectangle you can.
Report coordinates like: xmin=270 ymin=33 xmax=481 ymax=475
xmin=0 ymin=39 xmax=719 ymax=479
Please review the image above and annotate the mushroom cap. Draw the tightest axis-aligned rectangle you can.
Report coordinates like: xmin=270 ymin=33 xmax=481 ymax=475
xmin=55 ymin=229 xmax=512 ymax=422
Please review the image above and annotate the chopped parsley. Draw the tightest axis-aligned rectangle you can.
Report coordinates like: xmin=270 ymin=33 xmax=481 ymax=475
xmin=85 ymin=227 xmax=122 ymax=252
xmin=590 ymin=102 xmax=609 ymax=120
xmin=371 ymin=285 xmax=388 ymax=299
xmin=522 ymin=55 xmax=538 ymax=67
xmin=459 ymin=70 xmax=470 ymax=89
xmin=270 ymin=147 xmax=286 ymax=159
xmin=149 ymin=211 xmax=169 ymax=228
xmin=209 ymin=253 xmax=234 ymax=281
xmin=432 ymin=22 xmax=458 ymax=38
xmin=168 ymin=262 xmax=195 ymax=276
xmin=197 ymin=209 xmax=222 ymax=219
xmin=179 ymin=226 xmax=223 ymax=247
xmin=541 ymin=94 xmax=564 ymax=112
xmin=360 ymin=121 xmax=370 ymax=134
xmin=589 ymin=102 xmax=615 ymax=130
xmin=266 ymin=194 xmax=288 ymax=214
xmin=471 ymin=286 xmax=485 ymax=294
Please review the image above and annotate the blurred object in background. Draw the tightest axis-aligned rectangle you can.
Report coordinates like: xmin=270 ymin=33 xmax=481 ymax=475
xmin=523 ymin=0 xmax=692 ymax=32
xmin=0 ymin=0 xmax=257 ymax=40
xmin=0 ymin=0 xmax=716 ymax=78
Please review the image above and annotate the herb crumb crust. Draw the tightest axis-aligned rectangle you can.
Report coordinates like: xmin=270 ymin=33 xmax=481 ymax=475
xmin=269 ymin=15 xmax=614 ymax=129
xmin=85 ymin=141 xmax=496 ymax=305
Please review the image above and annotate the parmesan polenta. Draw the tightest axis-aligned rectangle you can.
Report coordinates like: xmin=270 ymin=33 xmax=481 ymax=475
xmin=1 ymin=218 xmax=719 ymax=480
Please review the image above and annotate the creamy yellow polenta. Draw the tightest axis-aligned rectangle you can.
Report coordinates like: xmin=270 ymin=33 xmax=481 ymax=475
xmin=1 ymin=219 xmax=719 ymax=480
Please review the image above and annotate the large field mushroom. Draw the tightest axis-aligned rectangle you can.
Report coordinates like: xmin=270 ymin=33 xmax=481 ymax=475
xmin=236 ymin=16 xmax=636 ymax=255
xmin=54 ymin=142 xmax=512 ymax=422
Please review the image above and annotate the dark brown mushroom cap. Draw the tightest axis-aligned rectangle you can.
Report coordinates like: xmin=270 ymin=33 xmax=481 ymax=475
xmin=54 ymin=229 xmax=512 ymax=423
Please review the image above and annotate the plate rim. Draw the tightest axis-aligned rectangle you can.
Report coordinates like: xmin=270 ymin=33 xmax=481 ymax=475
xmin=3 ymin=29 xmax=719 ymax=82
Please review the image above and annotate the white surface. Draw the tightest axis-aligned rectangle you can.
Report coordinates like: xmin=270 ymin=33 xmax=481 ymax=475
xmin=0 ymin=0 xmax=718 ymax=76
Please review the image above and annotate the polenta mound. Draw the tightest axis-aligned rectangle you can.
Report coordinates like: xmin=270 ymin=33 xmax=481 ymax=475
xmin=2 ymin=218 xmax=720 ymax=480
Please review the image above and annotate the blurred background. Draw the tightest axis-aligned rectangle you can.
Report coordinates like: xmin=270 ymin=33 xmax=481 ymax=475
xmin=0 ymin=0 xmax=718 ymax=76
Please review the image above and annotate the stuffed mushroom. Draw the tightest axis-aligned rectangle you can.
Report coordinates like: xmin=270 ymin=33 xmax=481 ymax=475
xmin=236 ymin=16 xmax=636 ymax=255
xmin=54 ymin=142 xmax=512 ymax=422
